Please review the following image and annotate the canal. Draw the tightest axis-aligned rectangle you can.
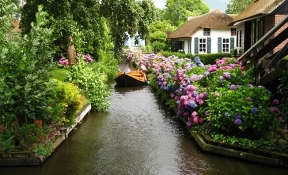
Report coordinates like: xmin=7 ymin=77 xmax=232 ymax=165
xmin=0 ymin=84 xmax=287 ymax=175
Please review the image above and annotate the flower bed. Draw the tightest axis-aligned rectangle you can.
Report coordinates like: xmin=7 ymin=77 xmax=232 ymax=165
xmin=125 ymin=49 xmax=288 ymax=167
xmin=0 ymin=104 xmax=91 ymax=166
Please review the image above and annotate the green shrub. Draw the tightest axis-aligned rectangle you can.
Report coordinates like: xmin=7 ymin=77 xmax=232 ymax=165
xmin=162 ymin=51 xmax=232 ymax=65
xmin=52 ymin=79 xmax=84 ymax=126
xmin=67 ymin=56 xmax=111 ymax=112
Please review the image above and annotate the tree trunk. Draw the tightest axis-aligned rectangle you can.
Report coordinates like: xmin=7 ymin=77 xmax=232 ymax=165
xmin=67 ymin=36 xmax=77 ymax=64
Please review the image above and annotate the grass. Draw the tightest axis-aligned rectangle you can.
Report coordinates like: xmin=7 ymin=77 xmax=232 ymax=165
xmin=51 ymin=67 xmax=69 ymax=81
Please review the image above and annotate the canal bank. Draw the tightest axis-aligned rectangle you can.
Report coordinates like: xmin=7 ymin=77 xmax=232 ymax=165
xmin=0 ymin=104 xmax=91 ymax=166
xmin=0 ymin=83 xmax=287 ymax=175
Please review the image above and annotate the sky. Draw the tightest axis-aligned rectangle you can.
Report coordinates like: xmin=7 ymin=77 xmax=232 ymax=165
xmin=153 ymin=0 xmax=230 ymax=13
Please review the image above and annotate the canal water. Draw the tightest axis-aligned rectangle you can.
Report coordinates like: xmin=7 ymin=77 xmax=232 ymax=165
xmin=1 ymin=84 xmax=288 ymax=175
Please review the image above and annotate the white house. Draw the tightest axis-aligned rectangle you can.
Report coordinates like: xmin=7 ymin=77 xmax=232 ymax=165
xmin=124 ymin=34 xmax=145 ymax=49
xmin=168 ymin=9 xmax=236 ymax=54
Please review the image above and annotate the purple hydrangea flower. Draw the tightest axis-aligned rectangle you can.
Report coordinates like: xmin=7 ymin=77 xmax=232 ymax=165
xmin=230 ymin=85 xmax=237 ymax=90
xmin=188 ymin=101 xmax=197 ymax=109
xmin=223 ymin=72 xmax=231 ymax=79
xmin=205 ymin=110 xmax=210 ymax=116
xmin=273 ymin=99 xmax=280 ymax=104
xmin=224 ymin=112 xmax=230 ymax=117
xmin=186 ymin=120 xmax=193 ymax=128
xmin=234 ymin=114 xmax=241 ymax=119
xmin=234 ymin=119 xmax=242 ymax=125
xmin=251 ymin=107 xmax=259 ymax=114
xmin=192 ymin=91 xmax=198 ymax=97
xmin=246 ymin=97 xmax=251 ymax=101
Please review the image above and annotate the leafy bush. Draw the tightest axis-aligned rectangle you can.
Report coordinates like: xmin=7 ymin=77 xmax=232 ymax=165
xmin=67 ymin=56 xmax=111 ymax=111
xmin=152 ymin=41 xmax=167 ymax=53
xmin=52 ymin=79 xmax=83 ymax=126
xmin=202 ymin=85 xmax=280 ymax=135
xmin=0 ymin=6 xmax=57 ymax=127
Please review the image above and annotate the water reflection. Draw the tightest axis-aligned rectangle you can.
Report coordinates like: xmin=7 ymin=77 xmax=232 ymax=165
xmin=0 ymin=84 xmax=287 ymax=175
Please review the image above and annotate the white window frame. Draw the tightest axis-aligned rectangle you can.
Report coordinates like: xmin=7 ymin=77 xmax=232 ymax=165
xmin=222 ymin=38 xmax=230 ymax=53
xmin=199 ymin=38 xmax=207 ymax=53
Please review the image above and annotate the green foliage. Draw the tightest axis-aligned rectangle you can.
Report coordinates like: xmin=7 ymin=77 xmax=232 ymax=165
xmin=163 ymin=0 xmax=209 ymax=26
xmin=51 ymin=67 xmax=69 ymax=81
xmin=0 ymin=4 xmax=75 ymax=155
xmin=0 ymin=6 xmax=57 ymax=127
xmin=203 ymin=85 xmax=280 ymax=135
xmin=197 ymin=61 xmax=280 ymax=136
xmin=21 ymin=0 xmax=108 ymax=60
xmin=52 ymin=79 xmax=83 ymax=126
xmin=226 ymin=0 xmax=253 ymax=14
xmin=278 ymin=70 xmax=288 ymax=123
xmin=0 ymin=130 xmax=15 ymax=152
xmin=100 ymin=0 xmax=157 ymax=58
xmin=162 ymin=51 xmax=233 ymax=65
xmin=207 ymin=132 xmax=288 ymax=153
xmin=147 ymin=20 xmax=176 ymax=53
xmin=67 ymin=56 xmax=111 ymax=112
xmin=152 ymin=41 xmax=167 ymax=53
xmin=17 ymin=123 xmax=53 ymax=156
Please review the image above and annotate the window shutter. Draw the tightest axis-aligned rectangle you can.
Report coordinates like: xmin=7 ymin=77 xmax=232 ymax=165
xmin=194 ymin=37 xmax=198 ymax=54
xmin=218 ymin=37 xmax=222 ymax=53
xmin=230 ymin=37 xmax=235 ymax=50
xmin=207 ymin=37 xmax=211 ymax=53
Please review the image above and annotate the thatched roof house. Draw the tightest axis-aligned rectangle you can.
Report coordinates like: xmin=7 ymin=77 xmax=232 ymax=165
xmin=230 ymin=0 xmax=287 ymax=26
xmin=168 ymin=10 xmax=236 ymax=54
xmin=229 ymin=0 xmax=288 ymax=55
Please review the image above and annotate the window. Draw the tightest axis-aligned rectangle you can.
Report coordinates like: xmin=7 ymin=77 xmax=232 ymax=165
xmin=222 ymin=38 xmax=230 ymax=53
xmin=199 ymin=38 xmax=207 ymax=53
xmin=240 ymin=30 xmax=242 ymax=47
xmin=231 ymin=28 xmax=236 ymax=36
xmin=236 ymin=31 xmax=238 ymax=47
xmin=203 ymin=28 xmax=210 ymax=36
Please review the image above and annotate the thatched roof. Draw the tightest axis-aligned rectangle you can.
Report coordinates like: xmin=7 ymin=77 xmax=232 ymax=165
xmin=230 ymin=0 xmax=287 ymax=26
xmin=168 ymin=9 xmax=234 ymax=39
xmin=11 ymin=20 xmax=21 ymax=33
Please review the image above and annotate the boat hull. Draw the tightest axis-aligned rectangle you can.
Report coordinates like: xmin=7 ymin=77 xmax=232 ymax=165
xmin=115 ymin=71 xmax=147 ymax=87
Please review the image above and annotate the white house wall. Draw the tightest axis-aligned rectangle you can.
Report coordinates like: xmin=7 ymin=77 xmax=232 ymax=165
xmin=181 ymin=28 xmax=236 ymax=54
xmin=236 ymin=24 xmax=245 ymax=55
xmin=124 ymin=35 xmax=145 ymax=49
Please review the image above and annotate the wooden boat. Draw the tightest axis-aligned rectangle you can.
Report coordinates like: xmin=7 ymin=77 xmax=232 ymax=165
xmin=115 ymin=70 xmax=147 ymax=87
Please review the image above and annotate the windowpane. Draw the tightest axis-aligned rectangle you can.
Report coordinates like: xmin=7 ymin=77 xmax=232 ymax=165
xmin=222 ymin=38 xmax=230 ymax=53
xmin=231 ymin=28 xmax=236 ymax=36
xmin=199 ymin=38 xmax=207 ymax=53
xmin=203 ymin=28 xmax=210 ymax=36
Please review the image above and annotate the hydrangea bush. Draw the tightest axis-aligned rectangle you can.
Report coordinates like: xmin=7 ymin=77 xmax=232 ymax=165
xmin=125 ymin=50 xmax=282 ymax=136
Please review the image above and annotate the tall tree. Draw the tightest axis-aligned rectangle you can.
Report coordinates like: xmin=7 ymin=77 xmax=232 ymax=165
xmin=225 ymin=0 xmax=253 ymax=14
xmin=148 ymin=20 xmax=176 ymax=52
xmin=100 ymin=0 xmax=157 ymax=58
xmin=20 ymin=0 xmax=108 ymax=63
xmin=163 ymin=0 xmax=209 ymax=27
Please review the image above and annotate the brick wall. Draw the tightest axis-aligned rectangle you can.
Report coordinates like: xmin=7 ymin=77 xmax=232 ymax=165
xmin=274 ymin=14 xmax=288 ymax=53
xmin=265 ymin=14 xmax=288 ymax=53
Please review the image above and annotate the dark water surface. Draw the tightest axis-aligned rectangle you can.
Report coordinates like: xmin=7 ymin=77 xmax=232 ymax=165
xmin=1 ymin=84 xmax=287 ymax=175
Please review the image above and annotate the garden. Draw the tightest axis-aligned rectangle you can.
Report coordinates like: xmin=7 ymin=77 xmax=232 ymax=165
xmin=125 ymin=49 xmax=288 ymax=155
xmin=0 ymin=4 xmax=118 ymax=158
